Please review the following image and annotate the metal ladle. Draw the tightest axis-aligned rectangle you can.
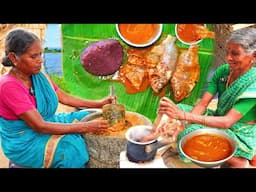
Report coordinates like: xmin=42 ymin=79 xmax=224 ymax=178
xmin=102 ymin=85 xmax=126 ymax=127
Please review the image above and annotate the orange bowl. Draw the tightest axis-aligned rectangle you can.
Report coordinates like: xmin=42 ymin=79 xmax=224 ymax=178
xmin=116 ymin=24 xmax=163 ymax=48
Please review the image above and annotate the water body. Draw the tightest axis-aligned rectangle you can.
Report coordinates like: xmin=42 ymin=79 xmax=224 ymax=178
xmin=44 ymin=53 xmax=62 ymax=76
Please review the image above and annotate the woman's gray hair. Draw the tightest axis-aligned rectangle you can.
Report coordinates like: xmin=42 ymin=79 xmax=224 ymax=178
xmin=227 ymin=27 xmax=256 ymax=54
xmin=1 ymin=28 xmax=40 ymax=67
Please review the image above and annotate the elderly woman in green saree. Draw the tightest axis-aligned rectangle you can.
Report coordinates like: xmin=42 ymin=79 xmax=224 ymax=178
xmin=0 ymin=28 xmax=115 ymax=168
xmin=157 ymin=27 xmax=256 ymax=168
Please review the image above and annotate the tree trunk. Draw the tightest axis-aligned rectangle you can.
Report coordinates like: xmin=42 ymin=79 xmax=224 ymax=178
xmin=212 ymin=24 xmax=233 ymax=70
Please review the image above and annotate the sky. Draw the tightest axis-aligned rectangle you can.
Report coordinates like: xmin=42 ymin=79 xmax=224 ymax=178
xmin=44 ymin=24 xmax=61 ymax=49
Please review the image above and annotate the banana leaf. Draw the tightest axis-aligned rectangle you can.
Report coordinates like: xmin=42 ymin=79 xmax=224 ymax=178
xmin=60 ymin=24 xmax=214 ymax=122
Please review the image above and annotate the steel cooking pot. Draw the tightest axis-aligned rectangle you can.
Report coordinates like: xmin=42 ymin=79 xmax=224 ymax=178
xmin=125 ymin=125 xmax=172 ymax=163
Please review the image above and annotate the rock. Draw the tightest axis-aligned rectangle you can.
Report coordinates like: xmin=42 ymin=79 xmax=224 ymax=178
xmin=81 ymin=111 xmax=152 ymax=168
xmin=84 ymin=133 xmax=127 ymax=168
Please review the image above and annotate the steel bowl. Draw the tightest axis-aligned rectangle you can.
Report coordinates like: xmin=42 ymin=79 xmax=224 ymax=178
xmin=179 ymin=128 xmax=237 ymax=168
xmin=175 ymin=24 xmax=206 ymax=45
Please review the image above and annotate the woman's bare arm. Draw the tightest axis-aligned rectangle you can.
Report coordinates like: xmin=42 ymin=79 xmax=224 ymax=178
xmin=55 ymin=88 xmax=114 ymax=108
xmin=190 ymin=92 xmax=214 ymax=115
xmin=19 ymin=109 xmax=109 ymax=134
xmin=158 ymin=97 xmax=243 ymax=129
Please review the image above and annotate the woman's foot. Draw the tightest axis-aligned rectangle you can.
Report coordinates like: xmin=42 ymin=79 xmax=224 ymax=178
xmin=222 ymin=157 xmax=249 ymax=168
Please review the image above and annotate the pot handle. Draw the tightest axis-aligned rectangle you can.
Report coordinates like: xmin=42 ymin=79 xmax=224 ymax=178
xmin=145 ymin=138 xmax=173 ymax=154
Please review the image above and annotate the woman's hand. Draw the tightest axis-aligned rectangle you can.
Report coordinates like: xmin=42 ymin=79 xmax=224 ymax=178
xmin=158 ymin=97 xmax=183 ymax=120
xmin=99 ymin=95 xmax=117 ymax=107
xmin=155 ymin=120 xmax=184 ymax=142
xmin=83 ymin=119 xmax=109 ymax=134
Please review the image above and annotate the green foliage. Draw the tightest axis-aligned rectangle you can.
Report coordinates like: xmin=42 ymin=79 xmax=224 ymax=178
xmin=50 ymin=74 xmax=71 ymax=94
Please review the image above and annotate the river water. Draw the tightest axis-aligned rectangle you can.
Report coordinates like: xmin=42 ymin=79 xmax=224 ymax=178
xmin=44 ymin=53 xmax=62 ymax=76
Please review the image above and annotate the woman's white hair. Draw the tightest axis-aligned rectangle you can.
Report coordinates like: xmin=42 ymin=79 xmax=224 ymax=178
xmin=227 ymin=27 xmax=256 ymax=54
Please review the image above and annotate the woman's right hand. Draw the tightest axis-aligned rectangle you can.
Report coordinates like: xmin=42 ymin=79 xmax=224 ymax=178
xmin=158 ymin=97 xmax=183 ymax=120
xmin=83 ymin=119 xmax=109 ymax=134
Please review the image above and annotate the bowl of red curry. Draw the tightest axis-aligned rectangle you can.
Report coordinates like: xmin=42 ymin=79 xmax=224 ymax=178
xmin=116 ymin=24 xmax=163 ymax=47
xmin=179 ymin=128 xmax=237 ymax=168
xmin=175 ymin=24 xmax=206 ymax=45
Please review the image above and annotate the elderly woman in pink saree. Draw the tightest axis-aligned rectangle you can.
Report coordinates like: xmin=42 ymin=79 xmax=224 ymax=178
xmin=0 ymin=28 xmax=115 ymax=168
xmin=157 ymin=27 xmax=256 ymax=168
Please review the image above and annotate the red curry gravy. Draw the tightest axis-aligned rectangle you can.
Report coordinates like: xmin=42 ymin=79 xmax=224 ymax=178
xmin=118 ymin=24 xmax=160 ymax=45
xmin=94 ymin=112 xmax=149 ymax=137
xmin=182 ymin=133 xmax=233 ymax=162
xmin=176 ymin=24 xmax=204 ymax=44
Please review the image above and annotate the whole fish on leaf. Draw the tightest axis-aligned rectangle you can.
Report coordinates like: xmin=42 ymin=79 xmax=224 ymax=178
xmin=147 ymin=34 xmax=178 ymax=94
xmin=117 ymin=47 xmax=151 ymax=93
xmin=171 ymin=45 xmax=200 ymax=102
